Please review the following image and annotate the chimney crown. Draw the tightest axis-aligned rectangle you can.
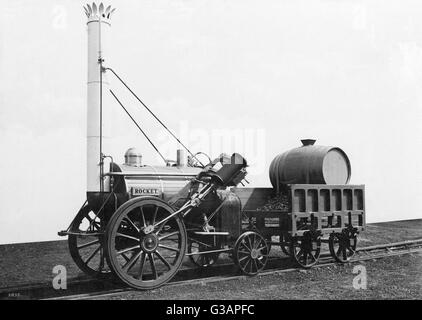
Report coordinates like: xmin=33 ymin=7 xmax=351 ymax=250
xmin=84 ymin=2 xmax=116 ymax=21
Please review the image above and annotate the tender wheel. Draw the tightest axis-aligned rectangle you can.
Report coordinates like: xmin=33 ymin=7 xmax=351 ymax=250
xmin=290 ymin=232 xmax=321 ymax=268
xmin=188 ymin=239 xmax=220 ymax=268
xmin=68 ymin=205 xmax=112 ymax=279
xmin=234 ymin=231 xmax=269 ymax=276
xmin=329 ymin=230 xmax=357 ymax=263
xmin=105 ymin=197 xmax=186 ymax=290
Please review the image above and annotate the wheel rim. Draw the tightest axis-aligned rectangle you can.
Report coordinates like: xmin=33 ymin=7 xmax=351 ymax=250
xmin=68 ymin=205 xmax=111 ymax=278
xmin=188 ymin=239 xmax=220 ymax=267
xmin=329 ymin=232 xmax=357 ymax=263
xmin=234 ymin=231 xmax=269 ymax=276
xmin=290 ymin=232 xmax=321 ymax=268
xmin=106 ymin=197 xmax=186 ymax=290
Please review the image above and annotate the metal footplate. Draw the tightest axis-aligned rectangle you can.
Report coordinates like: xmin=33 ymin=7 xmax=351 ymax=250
xmin=58 ymin=230 xmax=103 ymax=237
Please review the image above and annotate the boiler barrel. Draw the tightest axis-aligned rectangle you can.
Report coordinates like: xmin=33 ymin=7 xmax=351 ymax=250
xmin=269 ymin=139 xmax=351 ymax=187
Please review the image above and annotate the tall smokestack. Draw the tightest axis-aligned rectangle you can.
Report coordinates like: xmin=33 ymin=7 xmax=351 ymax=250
xmin=84 ymin=3 xmax=115 ymax=193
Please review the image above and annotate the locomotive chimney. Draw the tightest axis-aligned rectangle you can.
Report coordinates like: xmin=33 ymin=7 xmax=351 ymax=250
xmin=84 ymin=3 xmax=115 ymax=193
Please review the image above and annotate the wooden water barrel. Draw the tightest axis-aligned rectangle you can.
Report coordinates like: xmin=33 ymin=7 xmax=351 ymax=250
xmin=269 ymin=139 xmax=351 ymax=187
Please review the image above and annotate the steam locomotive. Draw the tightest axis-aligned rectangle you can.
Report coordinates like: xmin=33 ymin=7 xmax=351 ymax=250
xmin=58 ymin=3 xmax=365 ymax=290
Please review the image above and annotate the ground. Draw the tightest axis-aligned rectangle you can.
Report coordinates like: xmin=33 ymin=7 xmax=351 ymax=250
xmin=0 ymin=219 xmax=421 ymax=299
xmin=105 ymin=253 xmax=422 ymax=300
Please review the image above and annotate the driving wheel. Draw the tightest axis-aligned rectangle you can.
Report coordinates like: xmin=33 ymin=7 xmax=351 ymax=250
xmin=105 ymin=197 xmax=186 ymax=290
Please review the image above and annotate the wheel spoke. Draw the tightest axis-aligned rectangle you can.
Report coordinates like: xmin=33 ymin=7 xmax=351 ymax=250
xmin=148 ymin=253 xmax=158 ymax=279
xmin=85 ymin=245 xmax=101 ymax=265
xmin=241 ymin=241 xmax=252 ymax=252
xmin=297 ymin=248 xmax=304 ymax=258
xmin=159 ymin=231 xmax=180 ymax=241
xmin=152 ymin=206 xmax=159 ymax=225
xmin=116 ymin=232 xmax=139 ymax=242
xmin=77 ymin=239 xmax=100 ymax=250
xmin=155 ymin=221 xmax=168 ymax=235
xmin=138 ymin=252 xmax=146 ymax=279
xmin=242 ymin=257 xmax=251 ymax=270
xmin=252 ymin=234 xmax=257 ymax=249
xmin=159 ymin=244 xmax=180 ymax=252
xmin=84 ymin=214 xmax=93 ymax=223
xmin=121 ymin=252 xmax=130 ymax=262
xmin=253 ymin=259 xmax=259 ymax=273
xmin=140 ymin=207 xmax=146 ymax=228
xmin=239 ymin=255 xmax=249 ymax=262
xmin=123 ymin=250 xmax=141 ymax=272
xmin=246 ymin=236 xmax=253 ymax=251
xmin=248 ymin=259 xmax=253 ymax=273
xmin=92 ymin=221 xmax=101 ymax=231
xmin=123 ymin=217 xmax=140 ymax=233
xmin=98 ymin=247 xmax=105 ymax=271
xmin=155 ymin=250 xmax=172 ymax=270
xmin=117 ymin=244 xmax=140 ymax=255
xmin=256 ymin=245 xmax=267 ymax=251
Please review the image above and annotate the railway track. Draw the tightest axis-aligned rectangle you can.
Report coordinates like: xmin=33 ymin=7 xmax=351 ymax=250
xmin=1 ymin=239 xmax=421 ymax=300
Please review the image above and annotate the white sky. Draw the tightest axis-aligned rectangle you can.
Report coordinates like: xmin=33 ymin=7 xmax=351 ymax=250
xmin=0 ymin=0 xmax=421 ymax=244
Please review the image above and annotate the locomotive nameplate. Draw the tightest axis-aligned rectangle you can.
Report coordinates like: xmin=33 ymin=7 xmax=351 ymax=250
xmin=131 ymin=187 xmax=160 ymax=197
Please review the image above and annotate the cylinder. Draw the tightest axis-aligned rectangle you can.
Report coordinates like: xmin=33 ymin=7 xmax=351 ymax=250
xmin=217 ymin=190 xmax=242 ymax=240
xmin=212 ymin=153 xmax=247 ymax=186
xmin=269 ymin=139 xmax=351 ymax=187
xmin=85 ymin=3 xmax=115 ymax=192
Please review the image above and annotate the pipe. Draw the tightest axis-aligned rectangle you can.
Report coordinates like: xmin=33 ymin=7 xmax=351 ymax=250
xmin=177 ymin=149 xmax=186 ymax=167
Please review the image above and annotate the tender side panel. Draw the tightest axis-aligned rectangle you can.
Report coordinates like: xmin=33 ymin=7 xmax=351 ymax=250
xmin=290 ymin=184 xmax=365 ymax=236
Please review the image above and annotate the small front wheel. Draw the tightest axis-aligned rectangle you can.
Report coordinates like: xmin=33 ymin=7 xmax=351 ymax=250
xmin=234 ymin=231 xmax=269 ymax=276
